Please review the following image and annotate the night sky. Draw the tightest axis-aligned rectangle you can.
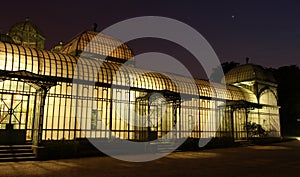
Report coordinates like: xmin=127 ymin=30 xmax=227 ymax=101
xmin=0 ymin=0 xmax=299 ymax=72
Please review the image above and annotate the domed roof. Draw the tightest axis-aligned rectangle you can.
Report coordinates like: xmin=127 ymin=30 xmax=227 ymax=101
xmin=225 ymin=64 xmax=276 ymax=84
xmin=59 ymin=30 xmax=134 ymax=63
xmin=8 ymin=17 xmax=45 ymax=49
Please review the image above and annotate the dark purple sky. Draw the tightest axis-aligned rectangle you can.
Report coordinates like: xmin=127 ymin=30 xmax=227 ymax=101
xmin=1 ymin=0 xmax=299 ymax=70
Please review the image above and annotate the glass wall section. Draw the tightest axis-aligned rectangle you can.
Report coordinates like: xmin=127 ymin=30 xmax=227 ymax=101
xmin=199 ymin=99 xmax=214 ymax=138
xmin=0 ymin=80 xmax=36 ymax=140
xmin=216 ymin=106 xmax=232 ymax=137
xmin=233 ymin=109 xmax=246 ymax=139
xmin=134 ymin=91 xmax=151 ymax=141
xmin=216 ymin=107 xmax=247 ymax=140
xmin=111 ymin=88 xmax=130 ymax=139
xmin=259 ymin=89 xmax=280 ymax=136
xmin=182 ymin=98 xmax=200 ymax=138
xmin=43 ymin=81 xmax=115 ymax=140
xmin=268 ymin=107 xmax=280 ymax=137
xmin=94 ymin=86 xmax=111 ymax=139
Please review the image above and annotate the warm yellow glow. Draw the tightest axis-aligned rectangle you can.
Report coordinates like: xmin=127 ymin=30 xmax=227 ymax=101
xmin=240 ymin=81 xmax=255 ymax=86
xmin=247 ymin=146 xmax=289 ymax=150
xmin=260 ymin=89 xmax=277 ymax=105
xmin=0 ymin=38 xmax=281 ymax=141
xmin=15 ymin=94 xmax=23 ymax=100
xmin=5 ymin=53 xmax=13 ymax=71
xmin=167 ymin=152 xmax=220 ymax=159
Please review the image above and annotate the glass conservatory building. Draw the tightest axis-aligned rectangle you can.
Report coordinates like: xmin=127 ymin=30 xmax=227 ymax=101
xmin=0 ymin=19 xmax=281 ymax=146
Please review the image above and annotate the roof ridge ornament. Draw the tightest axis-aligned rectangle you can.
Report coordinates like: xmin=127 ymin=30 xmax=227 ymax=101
xmin=246 ymin=57 xmax=250 ymax=64
xmin=93 ymin=23 xmax=97 ymax=32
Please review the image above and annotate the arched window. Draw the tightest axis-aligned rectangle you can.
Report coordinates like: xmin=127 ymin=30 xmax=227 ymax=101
xmin=259 ymin=89 xmax=277 ymax=106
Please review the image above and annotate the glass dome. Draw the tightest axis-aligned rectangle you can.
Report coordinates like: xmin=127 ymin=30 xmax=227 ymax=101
xmin=225 ymin=64 xmax=276 ymax=84
xmin=59 ymin=31 xmax=134 ymax=63
xmin=8 ymin=17 xmax=45 ymax=49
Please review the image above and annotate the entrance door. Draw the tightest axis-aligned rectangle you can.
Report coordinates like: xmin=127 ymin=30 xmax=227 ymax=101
xmin=135 ymin=94 xmax=167 ymax=141
xmin=0 ymin=93 xmax=29 ymax=131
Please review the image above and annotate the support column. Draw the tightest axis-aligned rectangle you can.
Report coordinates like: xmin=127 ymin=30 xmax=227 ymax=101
xmin=32 ymin=87 xmax=50 ymax=146
xmin=230 ymin=108 xmax=235 ymax=140
xmin=147 ymin=100 xmax=151 ymax=140
xmin=172 ymin=101 xmax=181 ymax=139
xmin=245 ymin=108 xmax=249 ymax=140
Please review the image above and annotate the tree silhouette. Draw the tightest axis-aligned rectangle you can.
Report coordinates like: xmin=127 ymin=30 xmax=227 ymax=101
xmin=210 ymin=62 xmax=240 ymax=82
xmin=272 ymin=65 xmax=300 ymax=136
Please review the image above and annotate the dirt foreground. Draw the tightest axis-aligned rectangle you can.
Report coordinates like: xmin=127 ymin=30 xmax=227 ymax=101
xmin=0 ymin=140 xmax=299 ymax=177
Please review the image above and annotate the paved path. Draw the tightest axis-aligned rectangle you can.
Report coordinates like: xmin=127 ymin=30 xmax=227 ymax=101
xmin=0 ymin=140 xmax=299 ymax=177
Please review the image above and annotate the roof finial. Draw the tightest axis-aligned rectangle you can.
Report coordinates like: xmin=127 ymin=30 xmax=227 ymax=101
xmin=93 ymin=23 xmax=98 ymax=32
xmin=246 ymin=57 xmax=250 ymax=64
xmin=25 ymin=17 xmax=30 ymax=22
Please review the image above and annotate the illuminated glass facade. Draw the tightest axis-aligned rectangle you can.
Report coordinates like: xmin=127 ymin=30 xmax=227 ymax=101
xmin=0 ymin=23 xmax=281 ymax=146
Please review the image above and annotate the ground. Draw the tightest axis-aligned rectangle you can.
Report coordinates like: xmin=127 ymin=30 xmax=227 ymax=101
xmin=0 ymin=140 xmax=299 ymax=177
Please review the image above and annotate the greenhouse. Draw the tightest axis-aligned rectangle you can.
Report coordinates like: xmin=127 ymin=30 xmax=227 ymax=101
xmin=0 ymin=19 xmax=281 ymax=147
